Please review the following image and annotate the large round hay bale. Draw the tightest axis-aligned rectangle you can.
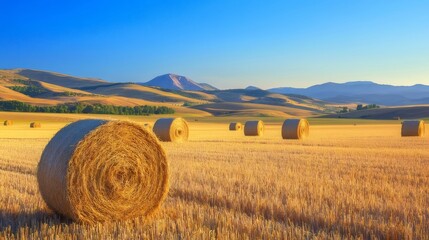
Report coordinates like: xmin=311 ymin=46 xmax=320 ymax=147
xmin=244 ymin=120 xmax=264 ymax=136
xmin=282 ymin=119 xmax=310 ymax=140
xmin=401 ymin=120 xmax=425 ymax=137
xmin=4 ymin=120 xmax=13 ymax=126
xmin=153 ymin=118 xmax=189 ymax=142
xmin=229 ymin=122 xmax=242 ymax=131
xmin=30 ymin=122 xmax=42 ymax=128
xmin=37 ymin=119 xmax=169 ymax=224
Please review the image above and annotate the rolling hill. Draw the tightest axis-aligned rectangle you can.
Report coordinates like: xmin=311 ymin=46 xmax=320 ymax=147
xmin=79 ymin=83 xmax=207 ymax=104
xmin=0 ymin=69 xmax=211 ymax=116
xmin=191 ymin=102 xmax=322 ymax=117
xmin=16 ymin=69 xmax=107 ymax=88
xmin=269 ymin=81 xmax=429 ymax=106
xmin=0 ymin=85 xmax=60 ymax=105
xmin=0 ymin=68 xmax=331 ymax=117
xmin=207 ymin=89 xmax=327 ymax=111
xmin=323 ymin=105 xmax=429 ymax=120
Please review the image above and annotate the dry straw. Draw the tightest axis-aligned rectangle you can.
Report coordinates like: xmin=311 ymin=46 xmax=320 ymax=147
xmin=37 ymin=119 xmax=169 ymax=224
xmin=143 ymin=123 xmax=153 ymax=131
xmin=282 ymin=119 xmax=310 ymax=140
xmin=401 ymin=120 xmax=425 ymax=137
xmin=4 ymin=120 xmax=13 ymax=126
xmin=153 ymin=118 xmax=189 ymax=142
xmin=30 ymin=122 xmax=42 ymax=128
xmin=244 ymin=120 xmax=264 ymax=136
xmin=229 ymin=122 xmax=242 ymax=131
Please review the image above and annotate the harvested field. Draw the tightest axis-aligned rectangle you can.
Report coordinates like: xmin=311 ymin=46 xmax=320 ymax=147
xmin=0 ymin=114 xmax=428 ymax=239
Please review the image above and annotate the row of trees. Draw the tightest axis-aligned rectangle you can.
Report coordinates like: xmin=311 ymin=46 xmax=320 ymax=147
xmin=356 ymin=104 xmax=379 ymax=110
xmin=338 ymin=104 xmax=380 ymax=113
xmin=9 ymin=83 xmax=88 ymax=97
xmin=0 ymin=101 xmax=175 ymax=115
xmin=8 ymin=85 xmax=47 ymax=97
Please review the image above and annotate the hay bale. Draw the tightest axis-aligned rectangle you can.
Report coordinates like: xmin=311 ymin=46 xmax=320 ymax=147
xmin=37 ymin=119 xmax=169 ymax=224
xmin=244 ymin=120 xmax=264 ymax=136
xmin=401 ymin=120 xmax=425 ymax=137
xmin=153 ymin=118 xmax=189 ymax=142
xmin=30 ymin=122 xmax=42 ymax=128
xmin=282 ymin=119 xmax=310 ymax=140
xmin=229 ymin=122 xmax=242 ymax=131
xmin=4 ymin=120 xmax=13 ymax=126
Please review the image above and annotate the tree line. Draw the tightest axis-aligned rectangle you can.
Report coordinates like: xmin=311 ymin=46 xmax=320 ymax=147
xmin=0 ymin=101 xmax=175 ymax=115
xmin=338 ymin=104 xmax=380 ymax=113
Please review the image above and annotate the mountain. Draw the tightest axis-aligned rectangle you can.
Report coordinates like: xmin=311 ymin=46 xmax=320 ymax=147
xmin=198 ymin=83 xmax=218 ymax=91
xmin=269 ymin=81 xmax=429 ymax=106
xmin=245 ymin=86 xmax=262 ymax=90
xmin=142 ymin=74 xmax=217 ymax=91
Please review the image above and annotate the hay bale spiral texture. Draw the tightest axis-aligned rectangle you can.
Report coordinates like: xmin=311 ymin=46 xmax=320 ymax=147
xmin=37 ymin=119 xmax=169 ymax=223
xmin=401 ymin=120 xmax=425 ymax=137
xmin=153 ymin=118 xmax=189 ymax=142
xmin=282 ymin=119 xmax=310 ymax=140
xmin=244 ymin=120 xmax=264 ymax=136
xmin=229 ymin=122 xmax=242 ymax=131
xmin=30 ymin=122 xmax=42 ymax=128
xmin=4 ymin=120 xmax=13 ymax=126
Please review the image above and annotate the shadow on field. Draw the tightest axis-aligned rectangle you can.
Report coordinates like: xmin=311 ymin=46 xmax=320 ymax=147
xmin=0 ymin=210 xmax=71 ymax=235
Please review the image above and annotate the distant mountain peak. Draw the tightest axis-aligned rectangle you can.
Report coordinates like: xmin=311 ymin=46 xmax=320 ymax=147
xmin=345 ymin=80 xmax=375 ymax=84
xmin=143 ymin=73 xmax=217 ymax=91
xmin=245 ymin=86 xmax=262 ymax=90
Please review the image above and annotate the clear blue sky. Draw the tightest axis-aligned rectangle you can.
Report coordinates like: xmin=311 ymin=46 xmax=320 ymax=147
xmin=1 ymin=0 xmax=428 ymax=89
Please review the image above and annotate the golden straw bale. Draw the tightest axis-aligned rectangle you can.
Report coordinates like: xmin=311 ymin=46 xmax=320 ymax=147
xmin=153 ymin=118 xmax=189 ymax=142
xmin=37 ymin=119 xmax=169 ymax=224
xmin=4 ymin=120 xmax=13 ymax=126
xmin=244 ymin=120 xmax=264 ymax=136
xmin=401 ymin=120 xmax=425 ymax=137
xmin=30 ymin=122 xmax=42 ymax=128
xmin=229 ymin=122 xmax=242 ymax=131
xmin=282 ymin=119 xmax=310 ymax=140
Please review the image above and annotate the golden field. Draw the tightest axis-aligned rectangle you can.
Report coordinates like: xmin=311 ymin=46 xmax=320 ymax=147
xmin=0 ymin=112 xmax=428 ymax=239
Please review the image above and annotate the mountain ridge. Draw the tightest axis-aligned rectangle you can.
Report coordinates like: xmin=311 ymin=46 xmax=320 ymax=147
xmin=269 ymin=81 xmax=429 ymax=106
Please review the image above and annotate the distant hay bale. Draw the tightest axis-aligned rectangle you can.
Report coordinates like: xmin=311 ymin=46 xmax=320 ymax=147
xmin=37 ymin=119 xmax=169 ymax=224
xmin=401 ymin=120 xmax=425 ymax=137
xmin=153 ymin=118 xmax=189 ymax=142
xmin=244 ymin=120 xmax=264 ymax=136
xmin=229 ymin=122 xmax=242 ymax=131
xmin=282 ymin=119 xmax=310 ymax=140
xmin=30 ymin=122 xmax=42 ymax=128
xmin=4 ymin=120 xmax=13 ymax=126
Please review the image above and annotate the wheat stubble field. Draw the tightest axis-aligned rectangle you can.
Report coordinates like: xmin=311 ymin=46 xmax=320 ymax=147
xmin=0 ymin=114 xmax=428 ymax=239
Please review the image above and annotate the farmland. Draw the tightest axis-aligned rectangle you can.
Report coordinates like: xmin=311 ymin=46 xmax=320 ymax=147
xmin=0 ymin=113 xmax=428 ymax=239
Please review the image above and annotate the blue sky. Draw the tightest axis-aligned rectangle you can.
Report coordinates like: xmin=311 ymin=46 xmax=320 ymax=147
xmin=1 ymin=0 xmax=428 ymax=89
